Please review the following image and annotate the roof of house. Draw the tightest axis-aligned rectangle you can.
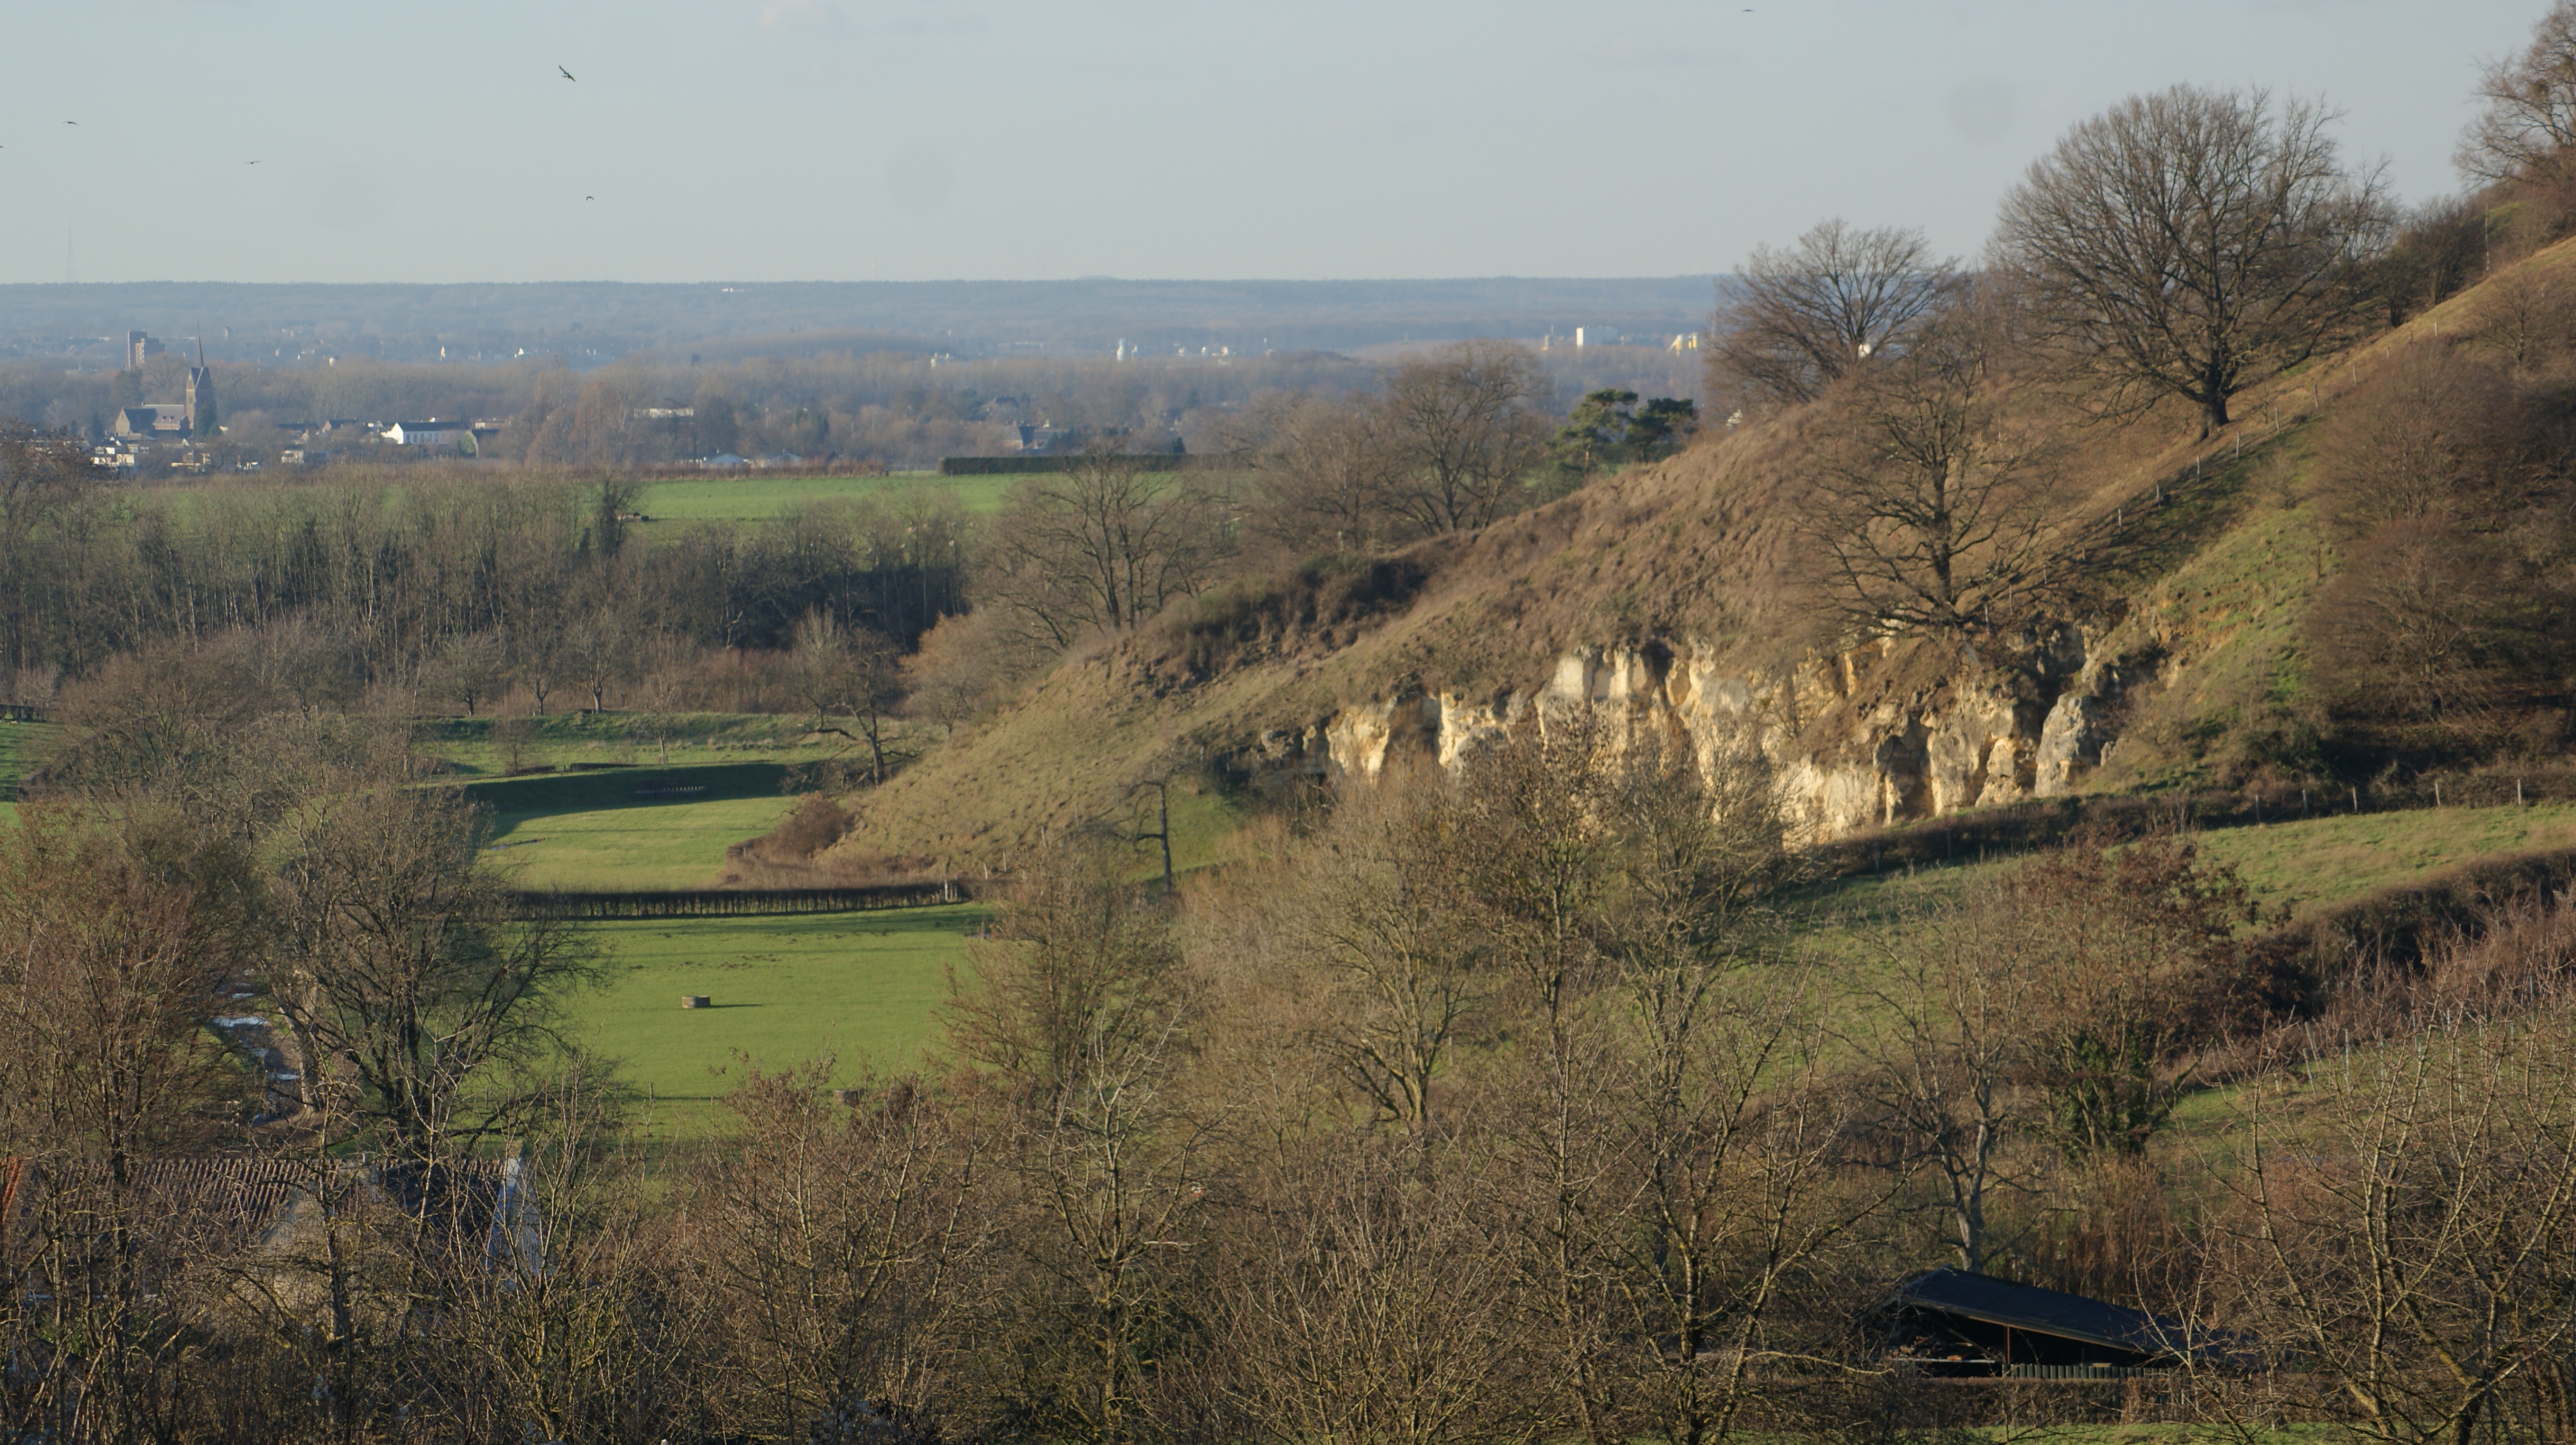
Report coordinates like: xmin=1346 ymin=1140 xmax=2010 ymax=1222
xmin=0 ymin=1155 xmax=516 ymax=1260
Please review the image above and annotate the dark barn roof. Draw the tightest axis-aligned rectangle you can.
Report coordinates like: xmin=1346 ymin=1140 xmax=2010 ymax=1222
xmin=1890 ymin=1268 xmax=2195 ymax=1357
xmin=1865 ymin=1268 xmax=2252 ymax=1377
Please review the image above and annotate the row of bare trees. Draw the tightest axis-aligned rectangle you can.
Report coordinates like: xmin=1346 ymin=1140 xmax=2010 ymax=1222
xmin=4 ymin=337 xmax=1666 ymax=735
xmin=4 ymin=688 xmax=2576 ymax=1441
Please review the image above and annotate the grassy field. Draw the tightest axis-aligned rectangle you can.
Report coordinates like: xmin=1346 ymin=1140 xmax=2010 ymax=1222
xmin=461 ymin=761 xmax=801 ymax=891
xmin=638 ymin=471 xmax=1013 ymax=520
xmin=581 ymin=905 xmax=985 ymax=1135
xmin=2194 ymin=799 xmax=2576 ymax=917
xmin=413 ymin=710 xmax=874 ymax=779
xmin=122 ymin=468 xmax=1015 ymax=537
xmin=1787 ymin=799 xmax=2576 ymax=969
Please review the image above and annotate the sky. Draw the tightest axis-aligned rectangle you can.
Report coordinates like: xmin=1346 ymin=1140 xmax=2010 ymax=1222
xmin=0 ymin=0 xmax=2553 ymax=284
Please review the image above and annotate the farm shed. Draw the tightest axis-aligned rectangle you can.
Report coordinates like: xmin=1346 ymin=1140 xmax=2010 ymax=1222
xmin=1864 ymin=1268 xmax=2238 ymax=1379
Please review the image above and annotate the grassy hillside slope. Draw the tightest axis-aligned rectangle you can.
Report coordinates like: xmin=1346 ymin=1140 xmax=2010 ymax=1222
xmin=839 ymin=252 xmax=2576 ymax=860
xmin=840 ymin=234 xmax=2576 ymax=872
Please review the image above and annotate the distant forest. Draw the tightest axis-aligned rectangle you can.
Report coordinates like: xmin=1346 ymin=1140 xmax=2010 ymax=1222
xmin=0 ymin=276 xmax=1720 ymax=368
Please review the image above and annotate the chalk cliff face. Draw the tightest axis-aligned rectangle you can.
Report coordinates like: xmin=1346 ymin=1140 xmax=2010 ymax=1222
xmin=1266 ymin=624 xmax=2135 ymax=839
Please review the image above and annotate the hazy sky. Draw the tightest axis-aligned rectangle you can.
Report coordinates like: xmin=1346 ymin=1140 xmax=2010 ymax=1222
xmin=0 ymin=0 xmax=2551 ymax=284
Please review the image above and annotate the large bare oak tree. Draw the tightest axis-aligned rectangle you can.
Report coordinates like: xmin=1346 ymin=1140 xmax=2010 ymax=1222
xmin=1995 ymin=84 xmax=2389 ymax=436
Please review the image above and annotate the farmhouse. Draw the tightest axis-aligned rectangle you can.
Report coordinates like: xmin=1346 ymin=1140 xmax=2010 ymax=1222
xmin=382 ymin=420 xmax=476 ymax=451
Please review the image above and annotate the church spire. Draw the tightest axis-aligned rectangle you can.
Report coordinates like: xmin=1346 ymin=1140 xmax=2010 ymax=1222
xmin=185 ymin=335 xmax=215 ymax=439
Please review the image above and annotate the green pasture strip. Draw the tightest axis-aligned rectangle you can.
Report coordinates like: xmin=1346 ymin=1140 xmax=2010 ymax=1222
xmin=1780 ymin=800 xmax=2576 ymax=1058
xmin=461 ymin=761 xmax=798 ymax=891
xmin=638 ymin=471 xmax=1011 ymax=520
xmin=581 ymin=905 xmax=986 ymax=1139
xmin=1790 ymin=799 xmax=2576 ymax=952
xmin=415 ymin=710 xmax=849 ymax=779
xmin=2191 ymin=800 xmax=2576 ymax=919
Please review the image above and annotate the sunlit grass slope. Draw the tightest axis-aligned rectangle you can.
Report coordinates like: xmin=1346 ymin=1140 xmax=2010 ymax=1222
xmin=1787 ymin=800 xmax=2576 ymax=967
xmin=2193 ymin=800 xmax=2576 ymax=918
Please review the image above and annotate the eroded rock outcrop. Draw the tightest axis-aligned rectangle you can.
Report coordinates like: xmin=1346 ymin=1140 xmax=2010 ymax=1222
xmin=1261 ymin=623 xmax=2143 ymax=839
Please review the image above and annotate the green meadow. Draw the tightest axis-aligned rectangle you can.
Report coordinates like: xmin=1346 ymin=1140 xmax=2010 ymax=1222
xmin=121 ymin=468 xmax=1011 ymax=536
xmin=462 ymin=762 xmax=802 ymax=892
xmin=1784 ymin=799 xmax=2576 ymax=972
xmin=637 ymin=470 xmax=1013 ymax=519
xmin=417 ymin=720 xmax=982 ymax=1129
xmin=580 ymin=905 xmax=986 ymax=1135
xmin=414 ymin=710 xmax=853 ymax=780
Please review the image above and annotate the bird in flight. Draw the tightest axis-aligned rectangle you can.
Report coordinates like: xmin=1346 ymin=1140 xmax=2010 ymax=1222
xmin=559 ymin=65 xmax=576 ymax=81
xmin=585 ymin=195 xmax=595 ymax=201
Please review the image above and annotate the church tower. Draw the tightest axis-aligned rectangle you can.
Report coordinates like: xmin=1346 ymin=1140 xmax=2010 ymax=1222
xmin=185 ymin=338 xmax=215 ymax=438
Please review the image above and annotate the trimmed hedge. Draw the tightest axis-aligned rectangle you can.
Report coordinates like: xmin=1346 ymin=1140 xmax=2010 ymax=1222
xmin=515 ymin=882 xmax=973 ymax=919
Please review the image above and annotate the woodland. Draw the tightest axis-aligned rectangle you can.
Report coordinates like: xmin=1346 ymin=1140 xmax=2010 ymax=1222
xmin=8 ymin=11 xmax=2576 ymax=1445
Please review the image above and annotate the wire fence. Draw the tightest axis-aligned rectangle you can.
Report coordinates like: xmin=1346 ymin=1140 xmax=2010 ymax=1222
xmin=516 ymin=882 xmax=974 ymax=919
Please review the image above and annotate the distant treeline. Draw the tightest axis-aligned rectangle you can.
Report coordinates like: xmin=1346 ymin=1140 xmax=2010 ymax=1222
xmin=939 ymin=453 xmax=1203 ymax=476
xmin=0 ymin=446 xmax=969 ymax=707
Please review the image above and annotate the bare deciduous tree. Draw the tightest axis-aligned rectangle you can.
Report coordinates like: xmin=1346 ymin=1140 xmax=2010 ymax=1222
xmin=1218 ymin=1134 xmax=1533 ymax=1445
xmin=789 ymin=609 xmax=909 ymax=785
xmin=1798 ymin=307 xmax=2066 ymax=642
xmin=426 ymin=629 xmax=509 ymax=717
xmin=2004 ymin=835 xmax=2257 ymax=1159
xmin=695 ymin=1061 xmax=989 ymax=1444
xmin=2312 ymin=345 xmax=2554 ymax=541
xmin=1374 ymin=342 xmax=1554 ymax=535
xmin=1997 ymin=84 xmax=2390 ymax=436
xmin=0 ymin=810 xmax=250 ymax=1444
xmin=2460 ymin=1 xmax=2576 ymax=184
xmin=1247 ymin=394 xmax=1405 ymax=554
xmin=1708 ymin=218 xmax=1959 ymax=407
xmin=2222 ymin=1014 xmax=2576 ymax=1443
xmin=0 ymin=423 xmax=90 ymax=683
xmin=1271 ymin=768 xmax=1487 ymax=1135
xmin=270 ymin=784 xmax=599 ymax=1158
xmin=2305 ymin=518 xmax=2537 ymax=725
xmin=1860 ymin=895 xmax=2040 ymax=1277
xmin=987 ymin=435 xmax=1225 ymax=649
xmin=559 ymin=608 xmax=636 ymax=716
